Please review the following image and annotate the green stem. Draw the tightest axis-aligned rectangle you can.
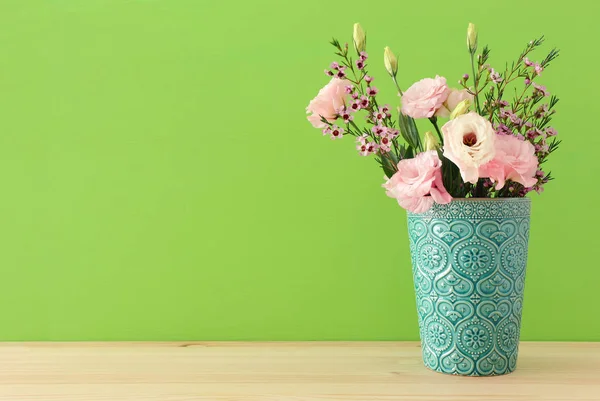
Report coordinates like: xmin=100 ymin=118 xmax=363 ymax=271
xmin=429 ymin=117 xmax=443 ymax=143
xmin=350 ymin=120 xmax=362 ymax=134
xmin=470 ymin=53 xmax=481 ymax=114
xmin=392 ymin=76 xmax=404 ymax=96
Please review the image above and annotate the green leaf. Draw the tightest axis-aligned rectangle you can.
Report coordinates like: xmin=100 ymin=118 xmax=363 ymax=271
xmin=398 ymin=112 xmax=421 ymax=150
xmin=437 ymin=149 xmax=463 ymax=197
xmin=376 ymin=154 xmax=398 ymax=179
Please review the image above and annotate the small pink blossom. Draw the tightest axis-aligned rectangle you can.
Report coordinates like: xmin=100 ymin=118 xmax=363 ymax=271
xmin=372 ymin=125 xmax=386 ymax=136
xmin=533 ymin=83 xmax=549 ymax=97
xmin=495 ymin=123 xmax=512 ymax=135
xmin=499 ymin=109 xmax=512 ymax=119
xmin=365 ymin=75 xmax=374 ymax=83
xmin=489 ymin=68 xmax=503 ymax=83
xmin=359 ymin=95 xmax=369 ymax=108
xmin=367 ymin=87 xmax=379 ymax=96
xmin=306 ymin=78 xmax=351 ymax=128
xmin=401 ymin=76 xmax=449 ymax=119
xmin=509 ymin=114 xmax=523 ymax=126
xmin=534 ymin=64 xmax=544 ymax=75
xmin=338 ymin=107 xmax=354 ymax=124
xmin=535 ymin=104 xmax=549 ymax=118
xmin=524 ymin=57 xmax=534 ymax=67
xmin=359 ymin=51 xmax=368 ymax=61
xmin=546 ymin=127 xmax=558 ymax=136
xmin=381 ymin=105 xmax=391 ymax=117
xmin=373 ymin=109 xmax=386 ymax=122
xmin=323 ymin=125 xmax=344 ymax=140
xmin=479 ymin=134 xmax=538 ymax=190
xmin=379 ymin=136 xmax=392 ymax=152
xmin=383 ymin=151 xmax=452 ymax=213
xmin=535 ymin=142 xmax=550 ymax=154
xmin=387 ymin=128 xmax=399 ymax=139
xmin=344 ymin=85 xmax=354 ymax=94
xmin=356 ymin=137 xmax=378 ymax=156
xmin=526 ymin=129 xmax=544 ymax=140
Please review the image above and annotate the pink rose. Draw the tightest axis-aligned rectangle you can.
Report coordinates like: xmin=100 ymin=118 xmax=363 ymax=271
xmin=479 ymin=135 xmax=538 ymax=189
xmin=306 ymin=78 xmax=351 ymax=128
xmin=442 ymin=112 xmax=496 ymax=184
xmin=383 ymin=151 xmax=452 ymax=213
xmin=401 ymin=76 xmax=449 ymax=119
xmin=435 ymin=88 xmax=475 ymax=118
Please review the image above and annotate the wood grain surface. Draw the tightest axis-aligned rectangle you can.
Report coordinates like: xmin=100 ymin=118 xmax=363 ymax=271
xmin=0 ymin=341 xmax=598 ymax=400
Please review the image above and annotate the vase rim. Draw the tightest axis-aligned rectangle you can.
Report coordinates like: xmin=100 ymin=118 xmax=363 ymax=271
xmin=447 ymin=197 xmax=530 ymax=202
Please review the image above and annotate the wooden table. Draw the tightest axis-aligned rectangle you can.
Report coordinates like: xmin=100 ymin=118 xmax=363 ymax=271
xmin=0 ymin=342 xmax=598 ymax=400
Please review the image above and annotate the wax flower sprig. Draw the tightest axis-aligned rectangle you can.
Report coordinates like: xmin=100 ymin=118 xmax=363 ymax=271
xmin=305 ymin=23 xmax=560 ymax=213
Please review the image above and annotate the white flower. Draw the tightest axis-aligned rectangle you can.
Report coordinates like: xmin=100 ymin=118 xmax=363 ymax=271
xmin=423 ymin=131 xmax=439 ymax=151
xmin=353 ymin=23 xmax=366 ymax=53
xmin=384 ymin=46 xmax=398 ymax=77
xmin=441 ymin=112 xmax=496 ymax=184
xmin=467 ymin=23 xmax=478 ymax=54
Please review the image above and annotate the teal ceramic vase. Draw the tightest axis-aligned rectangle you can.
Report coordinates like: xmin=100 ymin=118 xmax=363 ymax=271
xmin=407 ymin=198 xmax=531 ymax=376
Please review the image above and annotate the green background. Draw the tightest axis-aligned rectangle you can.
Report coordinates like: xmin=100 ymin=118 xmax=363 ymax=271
xmin=0 ymin=0 xmax=597 ymax=341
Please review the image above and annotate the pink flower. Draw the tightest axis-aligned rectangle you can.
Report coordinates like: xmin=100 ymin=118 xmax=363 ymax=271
xmin=489 ymin=68 xmax=503 ymax=83
xmin=533 ymin=83 xmax=549 ymax=97
xmin=435 ymin=88 xmax=474 ymax=118
xmin=306 ymin=78 xmax=351 ymax=128
xmin=479 ymin=134 xmax=538 ymax=190
xmin=442 ymin=112 xmax=497 ymax=184
xmin=367 ymin=87 xmax=379 ymax=96
xmin=401 ymin=76 xmax=449 ymax=119
xmin=356 ymin=135 xmax=377 ymax=156
xmin=383 ymin=151 xmax=452 ymax=213
xmin=338 ymin=107 xmax=354 ymax=124
xmin=379 ymin=136 xmax=392 ymax=152
xmin=359 ymin=96 xmax=369 ymax=108
xmin=322 ymin=125 xmax=344 ymax=140
xmin=372 ymin=125 xmax=386 ymax=136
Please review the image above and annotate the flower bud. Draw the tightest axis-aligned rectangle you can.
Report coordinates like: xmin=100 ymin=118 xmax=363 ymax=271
xmin=384 ymin=46 xmax=398 ymax=77
xmin=449 ymin=99 xmax=471 ymax=119
xmin=467 ymin=23 xmax=478 ymax=54
xmin=423 ymin=131 xmax=439 ymax=151
xmin=353 ymin=23 xmax=366 ymax=53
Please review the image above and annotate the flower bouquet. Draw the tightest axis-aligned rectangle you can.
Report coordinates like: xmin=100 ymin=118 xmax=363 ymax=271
xmin=306 ymin=23 xmax=560 ymax=376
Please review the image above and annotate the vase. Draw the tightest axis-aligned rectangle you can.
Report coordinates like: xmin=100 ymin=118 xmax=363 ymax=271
xmin=407 ymin=198 xmax=530 ymax=376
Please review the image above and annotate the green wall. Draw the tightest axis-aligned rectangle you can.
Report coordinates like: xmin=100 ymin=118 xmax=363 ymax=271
xmin=0 ymin=0 xmax=597 ymax=341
